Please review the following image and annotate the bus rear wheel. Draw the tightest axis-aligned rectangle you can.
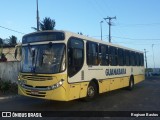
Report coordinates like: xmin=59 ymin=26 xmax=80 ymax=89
xmin=84 ymin=82 xmax=97 ymax=101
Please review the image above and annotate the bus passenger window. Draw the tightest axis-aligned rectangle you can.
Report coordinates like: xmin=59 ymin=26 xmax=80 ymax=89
xmin=118 ymin=48 xmax=124 ymax=66
xmin=130 ymin=52 xmax=136 ymax=66
xmin=140 ymin=53 xmax=144 ymax=66
xmin=126 ymin=50 xmax=130 ymax=66
xmin=87 ymin=42 xmax=98 ymax=65
xmin=123 ymin=50 xmax=126 ymax=66
xmin=99 ymin=45 xmax=109 ymax=66
xmin=109 ymin=46 xmax=118 ymax=66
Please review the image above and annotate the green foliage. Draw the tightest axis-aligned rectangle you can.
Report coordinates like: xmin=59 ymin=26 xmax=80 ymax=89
xmin=31 ymin=27 xmax=38 ymax=31
xmin=0 ymin=36 xmax=17 ymax=47
xmin=40 ymin=17 xmax=56 ymax=30
xmin=0 ymin=40 xmax=3 ymax=55
xmin=9 ymin=35 xmax=17 ymax=46
xmin=0 ymin=38 xmax=3 ymax=45
xmin=0 ymin=80 xmax=17 ymax=94
xmin=31 ymin=17 xmax=56 ymax=31
xmin=0 ymin=80 xmax=10 ymax=92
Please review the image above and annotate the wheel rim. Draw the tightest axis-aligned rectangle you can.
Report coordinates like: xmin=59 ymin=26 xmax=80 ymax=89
xmin=87 ymin=86 xmax=95 ymax=97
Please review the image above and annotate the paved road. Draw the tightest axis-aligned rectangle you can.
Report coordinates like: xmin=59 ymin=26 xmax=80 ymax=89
xmin=0 ymin=76 xmax=160 ymax=119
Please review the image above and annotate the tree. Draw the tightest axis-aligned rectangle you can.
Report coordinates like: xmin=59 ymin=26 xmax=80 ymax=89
xmin=0 ymin=53 xmax=7 ymax=62
xmin=9 ymin=35 xmax=17 ymax=46
xmin=0 ymin=38 xmax=3 ymax=45
xmin=0 ymin=38 xmax=3 ymax=56
xmin=40 ymin=17 xmax=56 ymax=30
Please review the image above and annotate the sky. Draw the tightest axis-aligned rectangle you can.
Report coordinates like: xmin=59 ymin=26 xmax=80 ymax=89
xmin=0 ymin=0 xmax=160 ymax=68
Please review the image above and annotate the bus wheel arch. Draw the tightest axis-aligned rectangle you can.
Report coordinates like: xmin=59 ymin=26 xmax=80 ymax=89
xmin=91 ymin=79 xmax=99 ymax=94
xmin=84 ymin=79 xmax=99 ymax=101
xmin=128 ymin=75 xmax=134 ymax=90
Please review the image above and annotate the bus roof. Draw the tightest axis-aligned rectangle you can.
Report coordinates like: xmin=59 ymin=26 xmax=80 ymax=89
xmin=23 ymin=30 xmax=143 ymax=54
xmin=64 ymin=30 xmax=143 ymax=54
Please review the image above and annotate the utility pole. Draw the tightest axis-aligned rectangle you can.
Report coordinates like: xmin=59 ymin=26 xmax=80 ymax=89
xmin=104 ymin=16 xmax=116 ymax=43
xmin=152 ymin=44 xmax=155 ymax=68
xmin=36 ymin=0 xmax=40 ymax=31
xmin=144 ymin=49 xmax=148 ymax=69
xmin=100 ymin=21 xmax=103 ymax=40
xmin=144 ymin=49 xmax=148 ymax=76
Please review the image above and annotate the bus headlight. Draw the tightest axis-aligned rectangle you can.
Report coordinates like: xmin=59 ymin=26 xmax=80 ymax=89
xmin=18 ymin=76 xmax=20 ymax=80
xmin=48 ymin=79 xmax=64 ymax=90
xmin=18 ymin=80 xmax=27 ymax=87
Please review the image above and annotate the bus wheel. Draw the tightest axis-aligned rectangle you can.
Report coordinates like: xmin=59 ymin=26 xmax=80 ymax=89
xmin=84 ymin=82 xmax=97 ymax=101
xmin=128 ymin=77 xmax=134 ymax=90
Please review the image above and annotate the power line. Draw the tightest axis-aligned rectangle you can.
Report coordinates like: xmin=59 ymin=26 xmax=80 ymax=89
xmin=112 ymin=36 xmax=160 ymax=41
xmin=0 ymin=25 xmax=25 ymax=35
xmin=112 ymin=42 xmax=160 ymax=45
xmin=86 ymin=0 xmax=104 ymax=18
xmin=115 ymin=23 xmax=160 ymax=27
xmin=102 ymin=0 xmax=114 ymax=15
xmin=93 ymin=0 xmax=107 ymax=16
xmin=91 ymin=35 xmax=160 ymax=41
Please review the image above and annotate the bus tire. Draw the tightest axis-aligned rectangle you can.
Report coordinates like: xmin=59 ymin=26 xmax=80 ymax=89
xmin=84 ymin=82 xmax=97 ymax=101
xmin=128 ymin=76 xmax=134 ymax=90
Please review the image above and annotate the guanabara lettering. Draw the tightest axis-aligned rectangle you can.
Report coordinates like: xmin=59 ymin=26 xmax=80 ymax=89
xmin=105 ymin=68 xmax=126 ymax=76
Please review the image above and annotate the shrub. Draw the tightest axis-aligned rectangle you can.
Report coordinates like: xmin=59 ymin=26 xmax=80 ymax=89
xmin=0 ymin=80 xmax=17 ymax=94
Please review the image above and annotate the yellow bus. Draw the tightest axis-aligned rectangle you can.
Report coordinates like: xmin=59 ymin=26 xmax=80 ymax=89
xmin=17 ymin=30 xmax=145 ymax=101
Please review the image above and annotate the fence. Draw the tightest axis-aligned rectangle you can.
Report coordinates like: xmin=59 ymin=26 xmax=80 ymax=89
xmin=0 ymin=61 xmax=20 ymax=83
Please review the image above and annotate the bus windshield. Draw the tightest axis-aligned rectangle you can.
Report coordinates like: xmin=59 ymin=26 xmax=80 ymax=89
xmin=21 ymin=43 xmax=65 ymax=74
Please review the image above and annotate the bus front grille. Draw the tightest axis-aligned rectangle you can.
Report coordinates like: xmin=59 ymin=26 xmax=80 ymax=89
xmin=26 ymin=93 xmax=46 ymax=97
xmin=21 ymin=75 xmax=53 ymax=81
xmin=25 ymin=90 xmax=46 ymax=97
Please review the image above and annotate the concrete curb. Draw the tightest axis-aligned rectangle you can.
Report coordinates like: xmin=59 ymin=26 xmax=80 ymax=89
xmin=0 ymin=94 xmax=19 ymax=100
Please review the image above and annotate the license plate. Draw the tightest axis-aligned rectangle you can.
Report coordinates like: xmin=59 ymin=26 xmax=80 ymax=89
xmin=31 ymin=90 xmax=39 ymax=95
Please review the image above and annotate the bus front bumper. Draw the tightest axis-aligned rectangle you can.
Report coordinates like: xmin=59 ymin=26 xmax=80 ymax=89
xmin=18 ymin=83 xmax=68 ymax=101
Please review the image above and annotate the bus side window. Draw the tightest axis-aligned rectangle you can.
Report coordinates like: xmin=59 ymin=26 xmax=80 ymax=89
xmin=135 ymin=53 xmax=139 ymax=66
xmin=109 ymin=46 xmax=113 ymax=66
xmin=68 ymin=37 xmax=84 ymax=77
xmin=87 ymin=42 xmax=98 ymax=66
xmin=99 ymin=44 xmax=109 ymax=66
xmin=118 ymin=48 xmax=124 ymax=66
xmin=123 ymin=50 xmax=126 ymax=66
xmin=109 ymin=46 xmax=118 ymax=66
xmin=115 ymin=48 xmax=118 ymax=66
xmin=130 ymin=51 xmax=133 ymax=66
xmin=140 ymin=53 xmax=144 ymax=66
xmin=132 ymin=52 xmax=136 ymax=66
xmin=138 ymin=53 xmax=141 ymax=66
xmin=126 ymin=50 xmax=130 ymax=66
xmin=135 ymin=53 xmax=137 ymax=66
